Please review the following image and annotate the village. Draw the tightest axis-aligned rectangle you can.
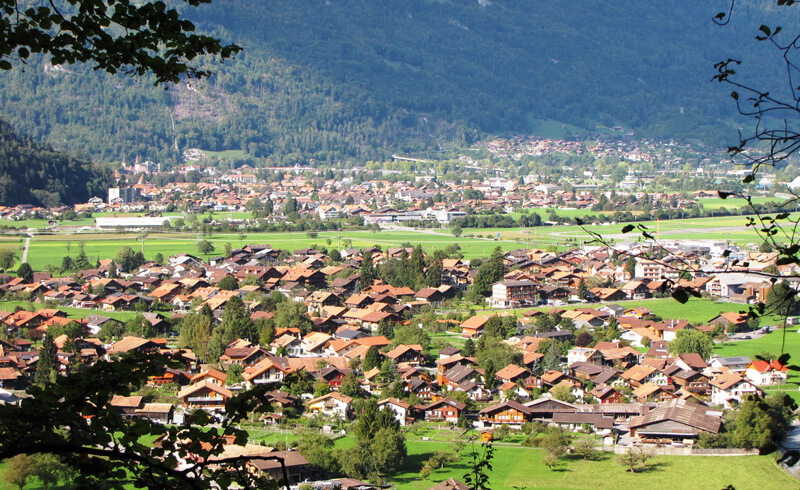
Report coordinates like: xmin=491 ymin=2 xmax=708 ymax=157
xmin=0 ymin=221 xmax=797 ymax=488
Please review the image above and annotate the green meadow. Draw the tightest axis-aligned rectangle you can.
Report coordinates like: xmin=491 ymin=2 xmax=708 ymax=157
xmin=23 ymin=230 xmax=524 ymax=271
xmin=392 ymin=441 xmax=794 ymax=490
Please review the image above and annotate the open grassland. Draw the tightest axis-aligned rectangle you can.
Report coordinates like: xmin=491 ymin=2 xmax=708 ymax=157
xmin=697 ymin=196 xmax=784 ymax=209
xmin=23 ymin=230 xmax=523 ymax=270
xmin=389 ymin=441 xmax=795 ymax=490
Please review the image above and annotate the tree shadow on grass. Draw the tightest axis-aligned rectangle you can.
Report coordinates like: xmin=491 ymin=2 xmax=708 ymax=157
xmin=632 ymin=461 xmax=668 ymax=474
xmin=392 ymin=451 xmax=436 ymax=482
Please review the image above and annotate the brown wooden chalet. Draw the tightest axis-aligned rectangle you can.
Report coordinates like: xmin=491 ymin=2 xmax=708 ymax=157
xmin=177 ymin=380 xmax=232 ymax=411
xmin=423 ymin=397 xmax=466 ymax=423
xmin=478 ymin=400 xmax=532 ymax=428
xmin=523 ymin=396 xmax=579 ymax=419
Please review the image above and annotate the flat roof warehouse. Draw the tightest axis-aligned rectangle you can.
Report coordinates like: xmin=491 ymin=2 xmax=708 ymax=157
xmin=95 ymin=217 xmax=175 ymax=230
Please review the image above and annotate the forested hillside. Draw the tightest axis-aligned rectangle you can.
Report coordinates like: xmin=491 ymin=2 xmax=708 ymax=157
xmin=0 ymin=0 xmax=793 ymax=166
xmin=0 ymin=118 xmax=112 ymax=206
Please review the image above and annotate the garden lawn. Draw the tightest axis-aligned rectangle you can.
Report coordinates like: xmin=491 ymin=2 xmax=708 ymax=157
xmin=392 ymin=442 xmax=796 ymax=490
xmin=714 ymin=324 xmax=800 ymax=404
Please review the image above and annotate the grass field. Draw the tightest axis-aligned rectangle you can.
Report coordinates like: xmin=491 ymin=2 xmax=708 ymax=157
xmin=714 ymin=324 xmax=800 ymax=403
xmin=517 ymin=297 xmax=750 ymax=326
xmin=391 ymin=441 xmax=795 ymax=490
xmin=23 ymin=230 xmax=524 ymax=271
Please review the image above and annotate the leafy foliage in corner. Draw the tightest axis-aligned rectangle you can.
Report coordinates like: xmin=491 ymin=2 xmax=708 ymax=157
xmin=0 ymin=351 xmax=280 ymax=489
xmin=0 ymin=0 xmax=240 ymax=84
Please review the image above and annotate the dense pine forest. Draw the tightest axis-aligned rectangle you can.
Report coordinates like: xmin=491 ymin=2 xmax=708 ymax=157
xmin=0 ymin=118 xmax=112 ymax=206
xmin=0 ymin=1 xmax=795 ymax=166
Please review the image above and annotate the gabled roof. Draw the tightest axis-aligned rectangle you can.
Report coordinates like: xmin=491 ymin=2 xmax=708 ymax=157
xmin=479 ymin=399 xmax=532 ymax=415
xmin=629 ymin=399 xmax=722 ymax=435
xmin=177 ymin=379 xmax=232 ymax=399
xmin=307 ymin=391 xmax=353 ymax=406
xmin=423 ymin=397 xmax=466 ymax=412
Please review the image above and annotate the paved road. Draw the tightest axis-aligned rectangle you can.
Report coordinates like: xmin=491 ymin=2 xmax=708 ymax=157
xmin=21 ymin=234 xmax=31 ymax=263
xmin=780 ymin=420 xmax=800 ymax=479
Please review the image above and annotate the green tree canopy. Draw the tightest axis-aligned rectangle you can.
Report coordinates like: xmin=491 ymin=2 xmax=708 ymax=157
xmin=669 ymin=328 xmax=713 ymax=360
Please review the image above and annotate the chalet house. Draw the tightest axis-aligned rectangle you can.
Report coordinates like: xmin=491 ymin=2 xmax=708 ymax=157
xmin=632 ymin=382 xmax=676 ymax=403
xmin=247 ymin=451 xmax=321 ymax=485
xmin=460 ymin=316 xmax=489 ymax=338
xmin=478 ymin=400 xmax=532 ymax=428
xmin=621 ymin=280 xmax=650 ymax=300
xmin=415 ymin=288 xmax=444 ymax=307
xmin=590 ymin=383 xmax=622 ymax=403
xmin=708 ymin=312 xmax=750 ymax=333
xmin=378 ymin=397 xmax=414 ymax=426
xmin=708 ymin=355 xmax=752 ymax=374
xmin=109 ymin=395 xmax=143 ymax=416
xmin=305 ymin=291 xmax=342 ymax=313
xmin=220 ymin=345 xmax=269 ymax=367
xmin=710 ymin=372 xmax=763 ymax=408
xmin=106 ymin=336 xmax=164 ymax=357
xmin=177 ymin=380 xmax=232 ymax=411
xmin=316 ymin=365 xmax=350 ymax=389
xmin=423 ymin=397 xmax=466 ymax=423
xmin=0 ymin=367 xmax=23 ymax=389
xmin=243 ymin=359 xmax=290 ymax=388
xmin=628 ymin=399 xmax=723 ymax=442
xmin=306 ymin=392 xmax=353 ymax=419
xmin=523 ymin=397 xmax=579 ymax=419
xmin=745 ymin=360 xmax=788 ymax=386
xmin=436 ymin=355 xmax=477 ymax=385
xmin=385 ymin=344 xmax=425 ymax=366
xmin=441 ymin=364 xmax=482 ymax=391
xmin=590 ymin=287 xmax=627 ymax=302
xmin=567 ymin=348 xmax=602 ymax=367
xmin=537 ymin=285 xmax=570 ymax=304
xmin=405 ymin=377 xmax=437 ymax=401
xmin=495 ymin=364 xmax=530 ymax=384
xmin=134 ymin=403 xmax=174 ymax=424
xmin=620 ymin=365 xmax=658 ymax=388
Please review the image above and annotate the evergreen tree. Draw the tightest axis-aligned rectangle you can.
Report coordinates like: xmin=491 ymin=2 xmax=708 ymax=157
xmin=424 ymin=259 xmax=443 ymax=288
xmin=35 ymin=335 xmax=58 ymax=386
xmin=363 ymin=345 xmax=380 ymax=371
xmin=16 ymin=262 xmax=33 ymax=283
xmin=409 ymin=245 xmax=425 ymax=285
xmin=220 ymin=296 xmax=257 ymax=343
xmin=542 ymin=343 xmax=562 ymax=371
xmin=359 ymin=251 xmax=376 ymax=289
xmin=75 ymin=249 xmax=91 ymax=270
xmin=107 ymin=260 xmax=118 ymax=279
xmin=462 ymin=338 xmax=476 ymax=357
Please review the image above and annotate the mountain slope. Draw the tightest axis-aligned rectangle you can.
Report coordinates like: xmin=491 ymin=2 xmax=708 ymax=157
xmin=0 ymin=118 xmax=112 ymax=206
xmin=0 ymin=1 xmax=791 ymax=165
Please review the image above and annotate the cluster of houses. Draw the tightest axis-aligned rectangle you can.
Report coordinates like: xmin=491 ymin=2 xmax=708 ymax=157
xmin=0 ymin=237 xmax=796 ymax=486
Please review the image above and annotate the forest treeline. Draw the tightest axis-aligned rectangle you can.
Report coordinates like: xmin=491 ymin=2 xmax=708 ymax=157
xmin=0 ymin=118 xmax=112 ymax=206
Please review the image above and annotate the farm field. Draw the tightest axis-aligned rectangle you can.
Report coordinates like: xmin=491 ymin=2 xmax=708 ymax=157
xmin=22 ymin=229 xmax=523 ymax=271
xmin=389 ymin=441 xmax=795 ymax=490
